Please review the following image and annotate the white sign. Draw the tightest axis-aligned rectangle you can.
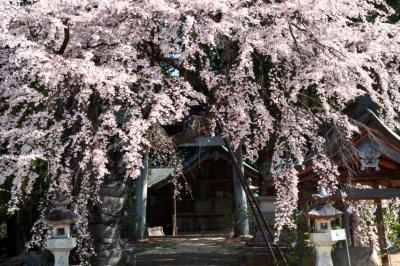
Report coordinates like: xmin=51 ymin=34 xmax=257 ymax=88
xmin=331 ymin=229 xmax=346 ymax=241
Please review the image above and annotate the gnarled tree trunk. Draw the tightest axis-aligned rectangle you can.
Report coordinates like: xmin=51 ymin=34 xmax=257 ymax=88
xmin=89 ymin=160 xmax=130 ymax=266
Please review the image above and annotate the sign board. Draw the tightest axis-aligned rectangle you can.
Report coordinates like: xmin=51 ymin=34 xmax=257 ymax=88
xmin=147 ymin=226 xmax=165 ymax=237
xmin=331 ymin=229 xmax=346 ymax=241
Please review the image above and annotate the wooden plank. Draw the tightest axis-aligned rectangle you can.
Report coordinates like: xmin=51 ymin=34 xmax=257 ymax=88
xmin=379 ymin=157 xmax=400 ymax=170
xmin=343 ymin=169 xmax=400 ymax=179
xmin=300 ymin=169 xmax=400 ymax=184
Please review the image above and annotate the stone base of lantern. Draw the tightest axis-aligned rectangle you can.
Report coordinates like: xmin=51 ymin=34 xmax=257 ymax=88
xmin=310 ymin=232 xmax=337 ymax=266
xmin=247 ymin=196 xmax=276 ymax=247
xmin=46 ymin=238 xmax=76 ymax=266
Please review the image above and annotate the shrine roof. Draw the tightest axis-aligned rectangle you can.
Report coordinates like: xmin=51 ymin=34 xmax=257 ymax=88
xmin=307 ymin=203 xmax=343 ymax=218
xmin=360 ymin=109 xmax=400 ymax=143
xmin=147 ymin=145 xmax=260 ymax=189
xmin=298 ymin=108 xmax=400 ymax=176
xmin=258 ymin=96 xmax=400 ymax=192
xmin=147 ymin=168 xmax=174 ymax=187
xmin=45 ymin=208 xmax=79 ymax=224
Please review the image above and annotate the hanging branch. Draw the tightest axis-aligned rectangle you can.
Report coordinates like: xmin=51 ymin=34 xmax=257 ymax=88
xmin=56 ymin=21 xmax=70 ymax=55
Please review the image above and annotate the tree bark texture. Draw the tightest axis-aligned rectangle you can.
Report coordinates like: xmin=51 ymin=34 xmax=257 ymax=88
xmin=257 ymin=148 xmax=273 ymax=196
xmin=89 ymin=158 xmax=130 ymax=266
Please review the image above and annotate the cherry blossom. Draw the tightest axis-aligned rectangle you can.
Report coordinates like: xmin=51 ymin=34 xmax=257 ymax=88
xmin=1 ymin=0 xmax=399 ymax=256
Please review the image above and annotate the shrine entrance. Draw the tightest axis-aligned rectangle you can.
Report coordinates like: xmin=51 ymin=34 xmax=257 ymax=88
xmin=146 ymin=146 xmax=260 ymax=235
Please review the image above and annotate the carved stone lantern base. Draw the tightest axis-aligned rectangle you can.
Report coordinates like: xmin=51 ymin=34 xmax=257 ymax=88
xmin=46 ymin=238 xmax=76 ymax=266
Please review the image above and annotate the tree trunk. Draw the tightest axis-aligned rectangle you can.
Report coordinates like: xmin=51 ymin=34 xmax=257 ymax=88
xmin=89 ymin=162 xmax=130 ymax=266
xmin=257 ymin=147 xmax=273 ymax=196
xmin=6 ymin=215 xmax=25 ymax=257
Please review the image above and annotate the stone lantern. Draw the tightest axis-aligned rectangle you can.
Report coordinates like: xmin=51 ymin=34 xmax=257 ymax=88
xmin=307 ymin=203 xmax=346 ymax=266
xmin=45 ymin=192 xmax=79 ymax=266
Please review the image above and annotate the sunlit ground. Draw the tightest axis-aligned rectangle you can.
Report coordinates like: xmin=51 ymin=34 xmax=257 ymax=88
xmin=130 ymin=236 xmax=246 ymax=254
xmin=390 ymin=252 xmax=400 ymax=265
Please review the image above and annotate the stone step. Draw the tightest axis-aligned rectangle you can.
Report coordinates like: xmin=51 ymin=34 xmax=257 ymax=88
xmin=129 ymin=258 xmax=240 ymax=266
xmin=123 ymin=252 xmax=275 ymax=266
xmin=133 ymin=253 xmax=244 ymax=260
xmin=125 ymin=252 xmax=244 ymax=265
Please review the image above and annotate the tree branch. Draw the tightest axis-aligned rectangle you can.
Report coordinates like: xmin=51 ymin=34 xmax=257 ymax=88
xmin=57 ymin=22 xmax=70 ymax=55
xmin=288 ymin=22 xmax=303 ymax=57
xmin=143 ymin=41 xmax=209 ymax=93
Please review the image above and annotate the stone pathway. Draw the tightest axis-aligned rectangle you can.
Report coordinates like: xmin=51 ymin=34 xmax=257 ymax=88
xmin=389 ymin=252 xmax=400 ymax=265
xmin=133 ymin=236 xmax=246 ymax=255
xmin=122 ymin=236 xmax=275 ymax=265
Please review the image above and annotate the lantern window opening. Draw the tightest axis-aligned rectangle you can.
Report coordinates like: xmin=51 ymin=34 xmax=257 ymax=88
xmin=57 ymin=227 xmax=65 ymax=236
xmin=320 ymin=222 xmax=328 ymax=231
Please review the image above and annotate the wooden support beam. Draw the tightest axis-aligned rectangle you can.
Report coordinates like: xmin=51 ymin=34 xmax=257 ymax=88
xmin=339 ymin=169 xmax=400 ymax=181
xmin=390 ymin=180 xmax=400 ymax=187
xmin=134 ymin=153 xmax=149 ymax=239
xmin=375 ymin=199 xmax=389 ymax=265
xmin=379 ymin=157 xmax=400 ymax=170
xmin=172 ymin=186 xmax=177 ymax=236
xmin=233 ymin=147 xmax=250 ymax=236
xmin=301 ymin=169 xmax=400 ymax=184
xmin=342 ymin=188 xmax=400 ymax=200
xmin=302 ymin=188 xmax=400 ymax=201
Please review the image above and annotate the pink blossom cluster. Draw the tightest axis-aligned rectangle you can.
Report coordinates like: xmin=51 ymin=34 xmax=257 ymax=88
xmin=1 ymin=0 xmax=399 ymax=247
xmin=351 ymin=200 xmax=379 ymax=249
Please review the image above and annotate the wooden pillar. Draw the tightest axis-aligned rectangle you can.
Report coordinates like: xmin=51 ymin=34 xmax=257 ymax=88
xmin=134 ymin=153 xmax=148 ymax=239
xmin=233 ymin=147 xmax=250 ymax=236
xmin=172 ymin=188 xmax=177 ymax=236
xmin=375 ymin=199 xmax=389 ymax=265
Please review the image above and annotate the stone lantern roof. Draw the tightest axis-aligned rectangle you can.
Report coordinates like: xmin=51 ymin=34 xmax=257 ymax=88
xmin=307 ymin=203 xmax=343 ymax=219
xmin=45 ymin=192 xmax=79 ymax=225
